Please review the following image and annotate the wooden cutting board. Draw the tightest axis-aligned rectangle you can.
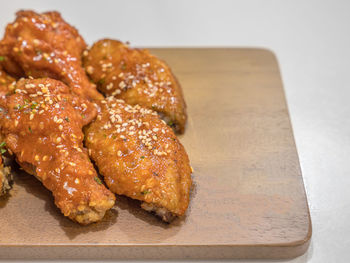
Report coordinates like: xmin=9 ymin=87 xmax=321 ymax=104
xmin=0 ymin=48 xmax=311 ymax=259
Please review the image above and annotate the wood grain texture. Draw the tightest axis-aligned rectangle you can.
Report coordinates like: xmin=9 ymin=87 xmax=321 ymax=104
xmin=0 ymin=48 xmax=311 ymax=259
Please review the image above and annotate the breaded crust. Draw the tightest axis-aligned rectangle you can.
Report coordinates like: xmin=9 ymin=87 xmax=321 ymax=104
xmin=0 ymin=156 xmax=12 ymax=196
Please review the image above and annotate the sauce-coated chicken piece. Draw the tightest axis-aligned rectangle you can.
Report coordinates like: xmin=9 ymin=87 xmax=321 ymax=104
xmin=0 ymin=78 xmax=115 ymax=224
xmin=0 ymin=10 xmax=102 ymax=101
xmin=84 ymin=97 xmax=192 ymax=222
xmin=83 ymin=39 xmax=187 ymax=133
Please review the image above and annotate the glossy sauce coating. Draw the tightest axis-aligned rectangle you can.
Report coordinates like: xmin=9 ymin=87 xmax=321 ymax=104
xmin=0 ymin=68 xmax=16 ymax=99
xmin=0 ymin=78 xmax=115 ymax=224
xmin=83 ymin=39 xmax=187 ymax=133
xmin=84 ymin=97 xmax=192 ymax=218
xmin=0 ymin=10 xmax=102 ymax=101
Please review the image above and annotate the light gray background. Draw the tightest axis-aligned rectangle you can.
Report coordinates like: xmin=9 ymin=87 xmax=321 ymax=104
xmin=1 ymin=0 xmax=349 ymax=262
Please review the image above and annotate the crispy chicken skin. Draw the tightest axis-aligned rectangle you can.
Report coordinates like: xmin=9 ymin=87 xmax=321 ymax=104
xmin=0 ymin=78 xmax=115 ymax=224
xmin=0 ymin=10 xmax=102 ymax=101
xmin=84 ymin=97 xmax=192 ymax=222
xmin=0 ymin=155 xmax=12 ymax=196
xmin=83 ymin=39 xmax=187 ymax=133
xmin=0 ymin=69 xmax=14 ymax=196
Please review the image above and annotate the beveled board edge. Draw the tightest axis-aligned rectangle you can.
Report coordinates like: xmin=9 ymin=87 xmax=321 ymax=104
xmin=0 ymin=237 xmax=311 ymax=259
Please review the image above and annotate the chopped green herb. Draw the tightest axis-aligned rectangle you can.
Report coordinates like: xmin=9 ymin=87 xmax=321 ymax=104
xmin=141 ymin=190 xmax=151 ymax=195
xmin=31 ymin=101 xmax=38 ymax=109
xmin=0 ymin=56 xmax=5 ymax=61
xmin=112 ymin=135 xmax=117 ymax=139
xmin=81 ymin=114 xmax=86 ymax=119
xmin=140 ymin=156 xmax=145 ymax=159
xmin=103 ymin=134 xmax=107 ymax=138
xmin=152 ymin=172 xmax=159 ymax=177
xmin=65 ymin=117 xmax=70 ymax=122
xmin=13 ymin=104 xmax=22 ymax=110
xmin=97 ymin=78 xmax=105 ymax=85
xmin=168 ymin=120 xmax=174 ymax=127
xmin=94 ymin=176 xmax=102 ymax=185
xmin=0 ymin=142 xmax=5 ymax=147
xmin=0 ymin=148 xmax=6 ymax=154
xmin=28 ymin=127 xmax=32 ymax=133
xmin=121 ymin=63 xmax=126 ymax=70
xmin=102 ymin=55 xmax=107 ymax=60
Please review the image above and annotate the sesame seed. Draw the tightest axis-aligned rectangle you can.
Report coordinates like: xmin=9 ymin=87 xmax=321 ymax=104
xmin=117 ymin=150 xmax=122 ymax=157
xmin=75 ymin=178 xmax=80 ymax=184
xmin=112 ymin=89 xmax=121 ymax=95
xmin=106 ymin=82 xmax=114 ymax=90
xmin=119 ymin=81 xmax=126 ymax=89
xmin=34 ymin=155 xmax=40 ymax=161
xmin=68 ymin=162 xmax=76 ymax=167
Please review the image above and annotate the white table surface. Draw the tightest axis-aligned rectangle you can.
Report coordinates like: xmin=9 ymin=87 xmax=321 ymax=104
xmin=1 ymin=0 xmax=349 ymax=262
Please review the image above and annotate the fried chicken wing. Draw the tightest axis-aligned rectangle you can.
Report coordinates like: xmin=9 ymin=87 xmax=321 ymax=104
xmin=83 ymin=39 xmax=187 ymax=133
xmin=0 ymin=78 xmax=115 ymax=224
xmin=84 ymin=97 xmax=192 ymax=222
xmin=0 ymin=69 xmax=15 ymax=196
xmin=0 ymin=10 xmax=102 ymax=101
xmin=0 ymin=155 xmax=12 ymax=196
